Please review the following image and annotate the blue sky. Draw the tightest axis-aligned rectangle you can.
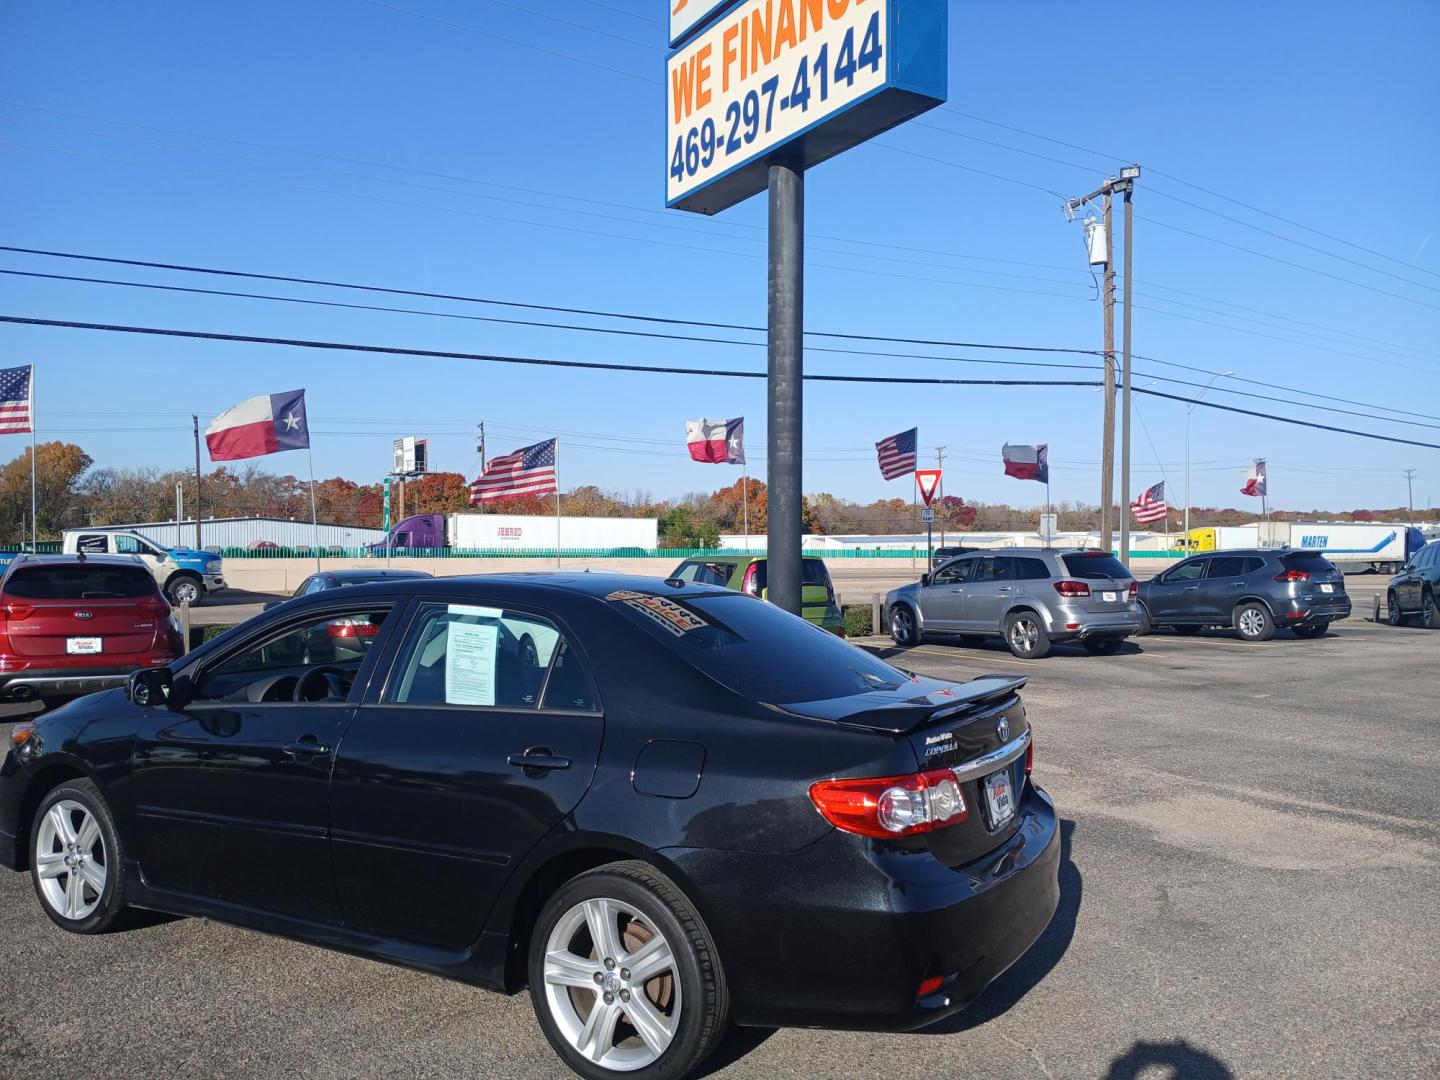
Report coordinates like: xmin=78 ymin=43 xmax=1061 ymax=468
xmin=1 ymin=0 xmax=1437 ymax=513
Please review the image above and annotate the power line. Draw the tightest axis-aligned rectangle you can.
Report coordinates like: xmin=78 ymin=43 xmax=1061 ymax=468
xmin=5 ymin=312 xmax=1438 ymax=451
xmin=10 ymin=243 xmax=1437 ymax=424
xmin=15 ymin=263 xmax=1440 ymax=429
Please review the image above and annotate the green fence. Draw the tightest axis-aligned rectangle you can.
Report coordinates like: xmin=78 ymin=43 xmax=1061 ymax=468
xmin=222 ymin=545 xmax=1191 ymax=560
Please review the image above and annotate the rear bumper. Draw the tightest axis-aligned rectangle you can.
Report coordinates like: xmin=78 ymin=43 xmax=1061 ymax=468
xmin=666 ymin=785 xmax=1061 ymax=1030
xmin=0 ymin=664 xmax=165 ymax=701
xmin=1045 ymin=607 xmax=1143 ymax=640
xmin=1284 ymin=597 xmax=1351 ymax=624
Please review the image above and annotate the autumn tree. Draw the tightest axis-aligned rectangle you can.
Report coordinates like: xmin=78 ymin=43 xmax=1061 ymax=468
xmin=0 ymin=442 xmax=93 ymax=542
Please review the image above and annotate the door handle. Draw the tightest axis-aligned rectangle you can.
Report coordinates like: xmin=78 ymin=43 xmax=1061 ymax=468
xmin=508 ymin=747 xmax=572 ymax=772
xmin=1184 ymin=585 xmax=1199 ymax=591
xmin=997 ymin=586 xmax=1012 ymax=593
xmin=283 ymin=736 xmax=332 ymax=758
xmin=950 ymin=587 xmax=964 ymax=593
xmin=1230 ymin=581 xmax=1246 ymax=587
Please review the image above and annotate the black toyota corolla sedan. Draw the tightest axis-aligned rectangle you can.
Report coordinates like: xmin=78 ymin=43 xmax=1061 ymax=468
xmin=0 ymin=574 xmax=1059 ymax=1079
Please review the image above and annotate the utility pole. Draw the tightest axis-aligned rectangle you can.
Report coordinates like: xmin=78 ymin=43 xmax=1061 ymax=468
xmin=191 ymin=415 xmax=202 ymax=549
xmin=477 ymin=422 xmax=486 ymax=471
xmin=935 ymin=446 xmax=946 ymax=548
xmin=766 ymin=162 xmax=804 ymax=616
xmin=1118 ymin=169 xmax=1137 ymax=567
xmin=1404 ymin=467 xmax=1416 ymax=515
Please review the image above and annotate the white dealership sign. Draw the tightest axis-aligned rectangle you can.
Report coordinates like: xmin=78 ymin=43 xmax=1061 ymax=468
xmin=665 ymin=0 xmax=945 ymax=214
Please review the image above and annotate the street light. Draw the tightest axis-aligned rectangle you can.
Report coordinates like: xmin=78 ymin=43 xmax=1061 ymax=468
xmin=1183 ymin=370 xmax=1234 ymax=548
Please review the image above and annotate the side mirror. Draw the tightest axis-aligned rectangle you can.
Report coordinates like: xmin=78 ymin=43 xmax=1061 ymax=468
xmin=127 ymin=668 xmax=173 ymax=708
xmin=263 ymin=600 xmax=282 ymax=611
xmin=920 ymin=573 xmax=932 ymax=586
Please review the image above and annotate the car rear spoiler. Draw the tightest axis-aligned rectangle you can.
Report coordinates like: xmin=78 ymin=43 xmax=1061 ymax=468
xmin=772 ymin=675 xmax=1028 ymax=735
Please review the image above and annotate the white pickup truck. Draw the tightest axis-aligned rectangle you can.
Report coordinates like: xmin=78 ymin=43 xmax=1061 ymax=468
xmin=59 ymin=529 xmax=227 ymax=606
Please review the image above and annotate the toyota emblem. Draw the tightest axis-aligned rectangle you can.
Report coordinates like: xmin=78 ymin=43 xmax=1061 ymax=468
xmin=996 ymin=717 xmax=1010 ymax=742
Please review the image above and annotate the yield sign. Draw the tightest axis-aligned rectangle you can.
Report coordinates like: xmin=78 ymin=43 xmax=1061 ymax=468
xmin=915 ymin=469 xmax=942 ymax=506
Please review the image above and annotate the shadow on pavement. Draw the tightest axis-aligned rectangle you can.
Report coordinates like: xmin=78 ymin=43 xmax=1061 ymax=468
xmin=1106 ymin=1038 xmax=1235 ymax=1079
xmin=915 ymin=818 xmax=1081 ymax=1035
xmin=693 ymin=1023 xmax=777 ymax=1077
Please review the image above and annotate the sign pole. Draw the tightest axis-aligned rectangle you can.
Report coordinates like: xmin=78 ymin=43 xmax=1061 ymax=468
xmin=29 ymin=365 xmax=37 ymax=553
xmin=766 ymin=162 xmax=804 ymax=616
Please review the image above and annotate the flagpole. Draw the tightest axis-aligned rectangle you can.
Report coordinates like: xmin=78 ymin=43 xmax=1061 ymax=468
xmin=29 ymin=365 xmax=37 ymax=553
xmin=554 ymin=441 xmax=562 ymax=569
xmin=306 ymin=445 xmax=320 ymax=571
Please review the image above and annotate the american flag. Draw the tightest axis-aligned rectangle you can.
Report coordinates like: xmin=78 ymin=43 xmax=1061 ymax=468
xmin=1131 ymin=481 xmax=1169 ymax=524
xmin=875 ymin=427 xmax=917 ymax=480
xmin=470 ymin=438 xmax=558 ymax=503
xmin=0 ymin=365 xmax=33 ymax=435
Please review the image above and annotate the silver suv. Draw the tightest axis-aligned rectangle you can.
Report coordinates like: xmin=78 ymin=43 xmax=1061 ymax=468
xmin=884 ymin=548 xmax=1142 ymax=658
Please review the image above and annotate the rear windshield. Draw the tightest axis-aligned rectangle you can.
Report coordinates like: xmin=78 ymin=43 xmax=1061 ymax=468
xmin=670 ymin=561 xmax=737 ymax=587
xmin=5 ymin=565 xmax=157 ymax=599
xmin=611 ymin=590 xmax=905 ymax=704
xmin=1060 ymin=553 xmax=1133 ymax=580
xmin=1282 ymin=552 xmax=1336 ymax=572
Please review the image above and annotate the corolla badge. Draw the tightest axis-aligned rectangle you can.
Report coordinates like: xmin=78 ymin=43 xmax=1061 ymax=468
xmin=996 ymin=717 xmax=1010 ymax=742
xmin=74 ymin=611 xmax=93 ymax=620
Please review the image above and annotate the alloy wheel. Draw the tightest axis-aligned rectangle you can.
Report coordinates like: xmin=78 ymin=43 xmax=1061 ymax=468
xmin=171 ymin=580 xmax=200 ymax=605
xmin=34 ymin=799 xmax=107 ymax=921
xmin=1387 ymin=592 xmax=1402 ymax=626
xmin=542 ymin=897 xmax=681 ymax=1072
xmin=1008 ymin=616 xmax=1039 ymax=654
xmin=891 ymin=607 xmax=914 ymax=644
xmin=1238 ymin=607 xmax=1266 ymax=638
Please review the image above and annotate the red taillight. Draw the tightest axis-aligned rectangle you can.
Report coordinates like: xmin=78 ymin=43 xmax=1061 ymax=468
xmin=1274 ymin=569 xmax=1309 ymax=582
xmin=1024 ymin=739 xmax=1034 ymax=777
xmin=2 ymin=603 xmax=33 ymax=621
xmin=139 ymin=595 xmax=172 ymax=618
xmin=1127 ymin=580 xmax=1139 ymax=600
xmin=327 ymin=618 xmax=379 ymax=638
xmin=1053 ymin=580 xmax=1091 ymax=598
xmin=809 ymin=768 xmax=969 ymax=839
xmin=741 ymin=563 xmax=759 ymax=596
xmin=916 ymin=975 xmax=945 ymax=998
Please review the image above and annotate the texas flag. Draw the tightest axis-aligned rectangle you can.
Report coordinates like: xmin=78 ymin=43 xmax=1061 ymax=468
xmin=685 ymin=417 xmax=745 ymax=464
xmin=1002 ymin=443 xmax=1049 ymax=483
xmin=205 ymin=389 xmax=311 ymax=461
xmin=1241 ymin=459 xmax=1267 ymax=497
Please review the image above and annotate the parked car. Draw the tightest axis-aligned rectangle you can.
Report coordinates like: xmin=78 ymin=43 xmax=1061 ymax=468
xmin=667 ymin=555 xmax=845 ymax=635
xmin=931 ymin=545 xmax=977 ymax=569
xmin=1385 ymin=539 xmax=1440 ymax=628
xmin=0 ymin=554 xmax=183 ymax=710
xmin=58 ymin=528 xmax=225 ymax=606
xmin=1137 ymin=549 xmax=1350 ymax=640
xmin=885 ymin=549 xmax=1140 ymax=659
xmin=1 ymin=573 xmax=1059 ymax=1080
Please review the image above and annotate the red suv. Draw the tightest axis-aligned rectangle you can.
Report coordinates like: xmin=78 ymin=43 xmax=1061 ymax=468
xmin=0 ymin=554 xmax=183 ymax=709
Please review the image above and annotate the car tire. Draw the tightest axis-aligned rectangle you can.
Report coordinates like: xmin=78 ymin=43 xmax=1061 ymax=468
xmin=889 ymin=604 xmax=920 ymax=647
xmin=1173 ymin=624 xmax=1202 ymax=635
xmin=1134 ymin=603 xmax=1152 ymax=636
xmin=1002 ymin=611 xmax=1051 ymax=659
xmin=529 ymin=861 xmax=728 ymax=1080
xmin=1082 ymin=636 xmax=1124 ymax=656
xmin=30 ymin=778 xmax=129 ymax=934
xmin=1386 ymin=590 xmax=1406 ymax=626
xmin=166 ymin=574 xmax=204 ymax=607
xmin=1293 ymin=622 xmax=1329 ymax=638
xmin=1234 ymin=602 xmax=1275 ymax=642
xmin=1423 ymin=590 xmax=1438 ymax=630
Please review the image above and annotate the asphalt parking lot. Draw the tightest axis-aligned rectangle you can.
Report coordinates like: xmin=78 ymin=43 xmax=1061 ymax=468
xmin=1 ymin=616 xmax=1436 ymax=1079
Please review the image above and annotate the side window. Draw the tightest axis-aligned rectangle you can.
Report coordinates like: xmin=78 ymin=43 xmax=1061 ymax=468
xmin=195 ymin=606 xmax=392 ymax=702
xmin=1014 ymin=558 xmax=1049 ymax=581
xmin=673 ymin=562 xmax=733 ymax=587
xmin=932 ymin=558 xmax=972 ymax=585
xmin=387 ymin=603 xmax=595 ymax=711
xmin=1168 ymin=559 xmax=1207 ymax=583
xmin=113 ymin=535 xmax=143 ymax=555
xmin=76 ymin=534 xmax=109 ymax=554
xmin=972 ymin=557 xmax=1004 ymax=582
xmin=303 ymin=576 xmax=330 ymax=595
xmin=1242 ymin=557 xmax=1265 ymax=575
xmin=1207 ymin=556 xmax=1248 ymax=578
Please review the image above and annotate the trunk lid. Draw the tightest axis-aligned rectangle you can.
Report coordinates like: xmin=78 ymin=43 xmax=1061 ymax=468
xmin=1058 ymin=551 xmax=1135 ymax=614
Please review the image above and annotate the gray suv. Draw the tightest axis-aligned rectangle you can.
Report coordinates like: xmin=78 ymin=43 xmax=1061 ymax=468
xmin=884 ymin=548 xmax=1141 ymax=659
xmin=1137 ymin=548 xmax=1350 ymax=640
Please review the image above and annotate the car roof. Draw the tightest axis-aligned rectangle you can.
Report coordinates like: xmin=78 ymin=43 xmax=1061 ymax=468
xmin=674 ymin=555 xmax=827 ymax=563
xmin=283 ymin=572 xmax=735 ymax=604
xmin=322 ymin=568 xmax=432 ymax=581
xmin=5 ymin=553 xmax=145 ymax=569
